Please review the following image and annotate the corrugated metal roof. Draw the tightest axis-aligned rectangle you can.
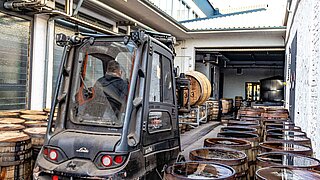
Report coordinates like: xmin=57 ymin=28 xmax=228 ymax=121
xmin=180 ymin=7 xmax=286 ymax=30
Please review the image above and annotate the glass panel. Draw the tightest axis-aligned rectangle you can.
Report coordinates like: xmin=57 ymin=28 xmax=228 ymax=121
xmin=70 ymin=41 xmax=136 ymax=127
xmin=0 ymin=13 xmax=30 ymax=110
xmin=149 ymin=53 xmax=161 ymax=102
xmin=84 ymin=56 xmax=104 ymax=87
xmin=148 ymin=111 xmax=171 ymax=133
xmin=162 ymin=56 xmax=174 ymax=104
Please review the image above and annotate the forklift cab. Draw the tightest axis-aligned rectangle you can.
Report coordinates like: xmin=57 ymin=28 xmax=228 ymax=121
xmin=34 ymin=30 xmax=180 ymax=179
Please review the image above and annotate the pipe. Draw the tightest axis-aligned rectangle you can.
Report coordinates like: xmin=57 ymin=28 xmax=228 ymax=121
xmin=86 ymin=0 xmax=154 ymax=31
xmin=49 ymin=10 xmax=118 ymax=35
xmin=3 ymin=0 xmax=41 ymax=9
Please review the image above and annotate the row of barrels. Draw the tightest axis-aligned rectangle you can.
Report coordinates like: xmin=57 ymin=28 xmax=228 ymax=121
xmin=206 ymin=100 xmax=219 ymax=121
xmin=165 ymin=107 xmax=320 ymax=179
xmin=179 ymin=100 xmax=220 ymax=134
xmin=0 ymin=109 xmax=55 ymax=179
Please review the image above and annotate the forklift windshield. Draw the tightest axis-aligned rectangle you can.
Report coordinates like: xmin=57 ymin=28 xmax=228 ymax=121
xmin=69 ymin=39 xmax=136 ymax=127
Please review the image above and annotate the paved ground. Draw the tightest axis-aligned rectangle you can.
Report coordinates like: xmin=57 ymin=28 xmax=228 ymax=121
xmin=180 ymin=121 xmax=223 ymax=160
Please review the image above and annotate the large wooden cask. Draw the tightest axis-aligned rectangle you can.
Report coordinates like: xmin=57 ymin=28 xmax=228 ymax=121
xmin=185 ymin=71 xmax=212 ymax=106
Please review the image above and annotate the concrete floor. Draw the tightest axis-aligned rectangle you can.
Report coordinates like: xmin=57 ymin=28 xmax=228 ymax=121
xmin=180 ymin=121 xmax=223 ymax=160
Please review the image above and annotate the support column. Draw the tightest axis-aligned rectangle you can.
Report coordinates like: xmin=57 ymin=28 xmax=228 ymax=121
xmin=30 ymin=14 xmax=49 ymax=110
xmin=45 ymin=19 xmax=55 ymax=108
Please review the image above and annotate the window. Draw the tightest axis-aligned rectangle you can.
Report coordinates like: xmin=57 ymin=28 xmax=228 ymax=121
xmin=70 ymin=41 xmax=137 ymax=127
xmin=149 ymin=53 xmax=161 ymax=102
xmin=162 ymin=56 xmax=174 ymax=104
xmin=149 ymin=53 xmax=174 ymax=104
xmin=0 ymin=13 xmax=30 ymax=110
xmin=148 ymin=111 xmax=171 ymax=133
xmin=83 ymin=56 xmax=104 ymax=87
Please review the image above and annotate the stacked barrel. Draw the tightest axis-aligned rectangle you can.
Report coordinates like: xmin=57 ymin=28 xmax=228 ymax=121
xmin=206 ymin=100 xmax=219 ymax=121
xmin=0 ymin=108 xmax=56 ymax=179
xmin=256 ymin=108 xmax=320 ymax=179
xmin=221 ymin=98 xmax=233 ymax=114
xmin=178 ymin=71 xmax=212 ymax=133
xmin=171 ymin=106 xmax=320 ymax=180
xmin=0 ymin=111 xmax=33 ymax=179
xmin=235 ymin=96 xmax=243 ymax=109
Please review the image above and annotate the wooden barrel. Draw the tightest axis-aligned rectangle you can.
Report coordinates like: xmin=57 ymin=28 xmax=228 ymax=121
xmin=256 ymin=152 xmax=320 ymax=171
xmin=266 ymin=135 xmax=312 ymax=147
xmin=204 ymin=138 xmax=252 ymax=162
xmin=217 ymin=132 xmax=259 ymax=178
xmin=164 ymin=162 xmax=236 ymax=180
xmin=239 ymin=108 xmax=264 ymax=117
xmin=228 ymin=120 xmax=260 ymax=126
xmin=23 ymin=121 xmax=48 ymax=128
xmin=221 ymin=99 xmax=231 ymax=114
xmin=265 ymin=123 xmax=301 ymax=131
xmin=239 ymin=116 xmax=263 ymax=122
xmin=220 ymin=126 xmax=258 ymax=135
xmin=266 ymin=129 xmax=307 ymax=137
xmin=0 ymin=132 xmax=32 ymax=165
xmin=0 ymin=118 xmax=25 ymax=124
xmin=189 ymin=147 xmax=248 ymax=179
xmin=43 ymin=108 xmax=51 ymax=113
xmin=186 ymin=71 xmax=212 ymax=106
xmin=262 ymin=119 xmax=293 ymax=127
xmin=259 ymin=141 xmax=313 ymax=156
xmin=19 ymin=110 xmax=47 ymax=116
xmin=23 ymin=127 xmax=46 ymax=149
xmin=227 ymin=120 xmax=262 ymax=136
xmin=255 ymin=167 xmax=320 ymax=180
xmin=23 ymin=127 xmax=47 ymax=163
xmin=0 ymin=112 xmax=19 ymax=118
xmin=0 ymin=160 xmax=32 ymax=180
xmin=0 ymin=131 xmax=32 ymax=180
xmin=266 ymin=108 xmax=289 ymax=114
xmin=262 ymin=112 xmax=289 ymax=119
xmin=20 ymin=115 xmax=48 ymax=121
xmin=235 ymin=96 xmax=243 ymax=108
xmin=0 ymin=124 xmax=25 ymax=132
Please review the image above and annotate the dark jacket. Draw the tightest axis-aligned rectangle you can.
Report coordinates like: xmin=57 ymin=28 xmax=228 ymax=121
xmin=95 ymin=74 xmax=129 ymax=116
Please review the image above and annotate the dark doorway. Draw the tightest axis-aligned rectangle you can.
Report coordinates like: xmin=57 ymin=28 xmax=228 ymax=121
xmin=289 ymin=33 xmax=297 ymax=121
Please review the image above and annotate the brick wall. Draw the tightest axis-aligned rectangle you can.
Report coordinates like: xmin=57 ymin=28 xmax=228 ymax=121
xmin=285 ymin=0 xmax=320 ymax=157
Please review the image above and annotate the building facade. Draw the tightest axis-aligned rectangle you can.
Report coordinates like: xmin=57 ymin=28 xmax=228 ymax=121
xmin=285 ymin=0 xmax=320 ymax=158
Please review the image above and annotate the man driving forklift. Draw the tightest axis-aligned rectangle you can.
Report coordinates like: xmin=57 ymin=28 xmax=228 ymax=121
xmin=81 ymin=59 xmax=129 ymax=122
xmin=95 ymin=60 xmax=129 ymax=118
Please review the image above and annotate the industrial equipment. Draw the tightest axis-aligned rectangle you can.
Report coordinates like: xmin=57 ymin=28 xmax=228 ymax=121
xmin=33 ymin=30 xmax=186 ymax=179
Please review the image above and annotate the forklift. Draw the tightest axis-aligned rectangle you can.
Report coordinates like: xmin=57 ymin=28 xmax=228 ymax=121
xmin=33 ymin=30 xmax=189 ymax=179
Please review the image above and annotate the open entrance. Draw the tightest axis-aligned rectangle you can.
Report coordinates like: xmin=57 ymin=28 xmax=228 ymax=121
xmin=195 ymin=48 xmax=285 ymax=109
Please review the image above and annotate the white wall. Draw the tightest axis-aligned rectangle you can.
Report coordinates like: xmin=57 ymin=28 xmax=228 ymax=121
xmin=285 ymin=0 xmax=320 ymax=158
xmin=223 ymin=68 xmax=283 ymax=99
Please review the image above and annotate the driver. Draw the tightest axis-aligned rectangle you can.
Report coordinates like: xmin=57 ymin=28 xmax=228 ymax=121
xmin=95 ymin=60 xmax=129 ymax=118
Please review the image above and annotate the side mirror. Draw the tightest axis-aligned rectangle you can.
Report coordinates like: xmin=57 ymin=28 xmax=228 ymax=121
xmin=56 ymin=33 xmax=69 ymax=47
